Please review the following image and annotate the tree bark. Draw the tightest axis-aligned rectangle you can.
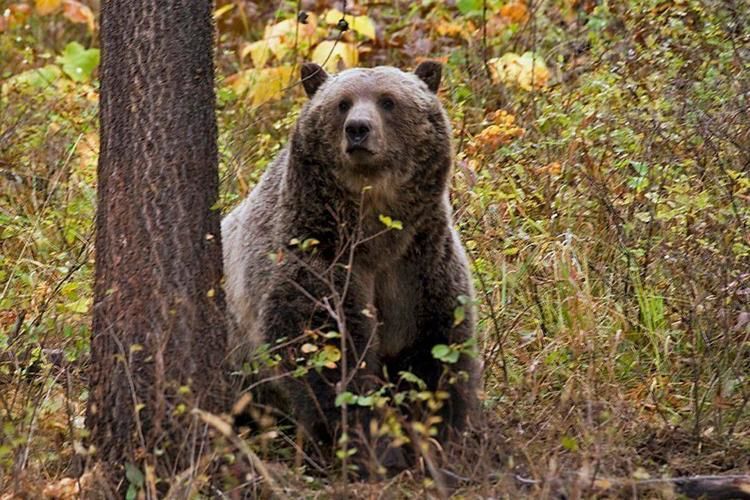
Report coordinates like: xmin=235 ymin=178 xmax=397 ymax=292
xmin=87 ymin=0 xmax=226 ymax=485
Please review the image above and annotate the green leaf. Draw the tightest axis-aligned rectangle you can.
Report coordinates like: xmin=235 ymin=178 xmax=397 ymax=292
xmin=398 ymin=370 xmax=426 ymax=389
xmin=125 ymin=462 xmax=144 ymax=487
xmin=335 ymin=391 xmax=357 ymax=407
xmin=627 ymin=176 xmax=649 ymax=192
xmin=300 ymin=238 xmax=319 ymax=251
xmin=432 ymin=344 xmax=450 ymax=358
xmin=432 ymin=344 xmax=460 ymax=364
xmin=64 ymin=298 xmax=90 ymax=314
xmin=457 ymin=0 xmax=482 ymax=15
xmin=378 ymin=214 xmax=403 ymax=230
xmin=4 ymin=65 xmax=63 ymax=91
xmin=56 ymin=42 xmax=100 ymax=82
xmin=453 ymin=305 xmax=466 ymax=326
xmin=629 ymin=160 xmax=648 ymax=176
xmin=356 ymin=395 xmax=374 ymax=406
xmin=561 ymin=435 xmax=579 ymax=452
xmin=336 ymin=447 xmax=357 ymax=459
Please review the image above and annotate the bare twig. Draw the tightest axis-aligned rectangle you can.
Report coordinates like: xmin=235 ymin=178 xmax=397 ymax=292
xmin=193 ymin=409 xmax=284 ymax=498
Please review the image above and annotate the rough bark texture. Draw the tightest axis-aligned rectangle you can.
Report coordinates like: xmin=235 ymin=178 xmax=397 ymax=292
xmin=88 ymin=0 xmax=226 ymax=480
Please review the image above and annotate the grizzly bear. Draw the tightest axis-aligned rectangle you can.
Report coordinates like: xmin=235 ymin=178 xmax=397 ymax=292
xmin=222 ymin=61 xmax=478 ymax=471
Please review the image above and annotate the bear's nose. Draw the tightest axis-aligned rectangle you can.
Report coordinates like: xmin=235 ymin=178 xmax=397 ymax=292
xmin=345 ymin=119 xmax=371 ymax=146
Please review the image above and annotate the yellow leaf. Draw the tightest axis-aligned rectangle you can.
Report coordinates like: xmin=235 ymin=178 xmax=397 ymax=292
xmin=243 ymin=40 xmax=271 ymax=68
xmin=263 ymin=18 xmax=298 ymax=59
xmin=323 ymin=344 xmax=341 ymax=369
xmin=239 ymin=44 xmax=252 ymax=61
xmin=36 ymin=0 xmax=62 ymax=15
xmin=62 ymin=0 xmax=95 ymax=32
xmin=301 ymin=343 xmax=318 ymax=353
xmin=292 ymin=12 xmax=320 ymax=41
xmin=351 ymin=15 xmax=376 ymax=39
xmin=489 ymin=51 xmax=549 ymax=90
xmin=311 ymin=41 xmax=358 ymax=72
xmin=516 ymin=52 xmax=550 ymax=90
xmin=489 ymin=53 xmax=522 ymax=84
xmin=252 ymin=66 xmax=293 ymax=105
xmin=213 ymin=3 xmax=234 ymax=20
xmin=323 ymin=9 xmax=376 ymax=39
xmin=227 ymin=66 xmax=294 ymax=106
xmin=263 ymin=19 xmax=289 ymax=59
xmin=323 ymin=344 xmax=341 ymax=362
xmin=264 ymin=18 xmax=297 ymax=40
xmin=324 ymin=8 xmax=345 ymax=25
xmin=258 ymin=15 xmax=320 ymax=62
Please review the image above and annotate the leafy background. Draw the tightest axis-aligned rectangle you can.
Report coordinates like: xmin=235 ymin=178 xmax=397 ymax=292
xmin=1 ymin=0 xmax=748 ymax=497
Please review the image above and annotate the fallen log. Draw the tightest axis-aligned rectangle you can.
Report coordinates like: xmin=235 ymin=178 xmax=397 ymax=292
xmin=442 ymin=469 xmax=750 ymax=498
xmin=667 ymin=475 xmax=750 ymax=500
xmin=575 ymin=473 xmax=750 ymax=499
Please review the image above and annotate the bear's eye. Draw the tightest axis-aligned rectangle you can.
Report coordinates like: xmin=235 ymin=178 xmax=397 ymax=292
xmin=338 ymin=99 xmax=352 ymax=113
xmin=379 ymin=96 xmax=396 ymax=111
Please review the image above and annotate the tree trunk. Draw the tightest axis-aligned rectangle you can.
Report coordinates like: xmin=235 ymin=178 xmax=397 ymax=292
xmin=87 ymin=0 xmax=226 ymax=486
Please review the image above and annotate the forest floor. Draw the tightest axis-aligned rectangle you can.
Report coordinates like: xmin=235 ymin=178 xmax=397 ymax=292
xmin=1 ymin=0 xmax=749 ymax=498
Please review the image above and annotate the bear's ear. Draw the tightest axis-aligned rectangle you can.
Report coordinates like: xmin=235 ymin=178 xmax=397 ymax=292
xmin=300 ymin=62 xmax=329 ymax=98
xmin=414 ymin=61 xmax=442 ymax=93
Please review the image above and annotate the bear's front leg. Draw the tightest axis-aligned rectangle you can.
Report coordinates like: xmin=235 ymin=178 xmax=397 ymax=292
xmin=384 ymin=235 xmax=479 ymax=438
xmin=258 ymin=258 xmax=381 ymax=469
xmin=385 ymin=328 xmax=477 ymax=439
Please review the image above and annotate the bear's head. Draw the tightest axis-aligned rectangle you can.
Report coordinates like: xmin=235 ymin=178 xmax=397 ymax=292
xmin=292 ymin=61 xmax=452 ymax=195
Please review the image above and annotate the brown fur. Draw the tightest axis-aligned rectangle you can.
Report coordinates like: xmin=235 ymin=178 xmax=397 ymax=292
xmin=222 ymin=62 xmax=478 ymax=473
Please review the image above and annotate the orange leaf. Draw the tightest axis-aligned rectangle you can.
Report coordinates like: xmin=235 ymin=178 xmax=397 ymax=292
xmin=536 ymin=161 xmax=562 ymax=176
xmin=500 ymin=2 xmax=529 ymax=23
xmin=435 ymin=21 xmax=464 ymax=38
xmin=62 ymin=0 xmax=95 ymax=32
xmin=4 ymin=4 xmax=32 ymax=30
xmin=35 ymin=0 xmax=61 ymax=15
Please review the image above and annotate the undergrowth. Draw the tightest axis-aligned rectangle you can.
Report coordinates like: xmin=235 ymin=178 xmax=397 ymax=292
xmin=1 ymin=0 xmax=748 ymax=497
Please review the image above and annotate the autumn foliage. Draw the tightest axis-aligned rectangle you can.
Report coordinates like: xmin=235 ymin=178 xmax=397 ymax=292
xmin=1 ymin=0 xmax=749 ymax=497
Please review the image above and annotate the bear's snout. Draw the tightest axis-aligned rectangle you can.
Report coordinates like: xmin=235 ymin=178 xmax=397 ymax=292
xmin=345 ymin=119 xmax=371 ymax=148
xmin=341 ymin=101 xmax=382 ymax=159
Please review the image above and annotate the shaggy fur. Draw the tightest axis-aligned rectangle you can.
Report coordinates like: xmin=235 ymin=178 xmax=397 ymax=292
xmin=222 ymin=62 xmax=478 ymax=467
